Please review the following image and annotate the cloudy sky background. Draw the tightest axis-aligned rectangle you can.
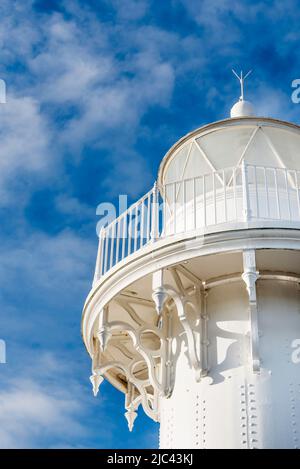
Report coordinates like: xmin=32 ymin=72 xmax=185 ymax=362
xmin=1 ymin=0 xmax=300 ymax=448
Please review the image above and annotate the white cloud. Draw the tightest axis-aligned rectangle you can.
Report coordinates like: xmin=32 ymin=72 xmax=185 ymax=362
xmin=28 ymin=13 xmax=115 ymax=105
xmin=1 ymin=0 xmax=298 ymax=450
xmin=0 ymin=379 xmax=85 ymax=448
xmin=0 ymin=229 xmax=94 ymax=301
xmin=0 ymin=348 xmax=121 ymax=448
xmin=0 ymin=350 xmax=90 ymax=449
xmin=0 ymin=3 xmax=179 ymax=200
xmin=0 ymin=346 xmax=99 ymax=449
xmin=0 ymin=94 xmax=52 ymax=205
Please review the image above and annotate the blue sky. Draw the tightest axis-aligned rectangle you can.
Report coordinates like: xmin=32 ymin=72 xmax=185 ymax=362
xmin=0 ymin=0 xmax=300 ymax=448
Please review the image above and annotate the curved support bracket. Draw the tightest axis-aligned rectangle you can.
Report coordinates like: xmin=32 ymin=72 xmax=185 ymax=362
xmin=94 ymin=311 xmax=173 ymax=400
xmin=124 ymin=382 xmax=160 ymax=431
xmin=107 ymin=320 xmax=166 ymax=396
xmin=161 ymin=284 xmax=203 ymax=381
xmin=90 ymin=267 xmax=208 ymax=423
xmin=93 ymin=358 xmax=159 ymax=422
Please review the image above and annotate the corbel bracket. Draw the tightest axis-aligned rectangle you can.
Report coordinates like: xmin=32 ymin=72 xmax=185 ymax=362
xmin=152 ymin=269 xmax=203 ymax=382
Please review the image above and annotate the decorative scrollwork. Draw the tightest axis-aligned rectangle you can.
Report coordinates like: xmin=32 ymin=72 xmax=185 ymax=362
xmin=89 ymin=266 xmax=210 ymax=425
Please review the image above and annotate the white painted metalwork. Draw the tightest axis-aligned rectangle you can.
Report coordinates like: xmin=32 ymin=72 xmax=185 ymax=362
xmin=94 ymin=162 xmax=300 ymax=284
xmin=232 ymin=69 xmax=252 ymax=101
xmin=83 ymin=113 xmax=300 ymax=448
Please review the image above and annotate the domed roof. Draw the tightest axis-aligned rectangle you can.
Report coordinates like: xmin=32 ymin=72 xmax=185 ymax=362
xmin=230 ymin=100 xmax=255 ymax=117
xmin=158 ymin=117 xmax=300 ymax=186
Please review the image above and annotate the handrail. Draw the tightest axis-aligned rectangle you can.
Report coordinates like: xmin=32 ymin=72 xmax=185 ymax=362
xmin=93 ymin=163 xmax=300 ymax=284
xmin=109 ymin=186 xmax=155 ymax=229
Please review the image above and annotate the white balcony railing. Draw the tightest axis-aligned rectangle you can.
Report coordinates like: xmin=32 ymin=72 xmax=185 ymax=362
xmin=93 ymin=163 xmax=300 ymax=284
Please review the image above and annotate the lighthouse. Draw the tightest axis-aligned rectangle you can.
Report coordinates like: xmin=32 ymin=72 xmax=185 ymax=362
xmin=82 ymin=74 xmax=300 ymax=449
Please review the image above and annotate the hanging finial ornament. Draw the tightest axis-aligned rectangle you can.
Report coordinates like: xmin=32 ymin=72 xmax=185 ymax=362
xmin=90 ymin=373 xmax=104 ymax=397
xmin=125 ymin=408 xmax=138 ymax=432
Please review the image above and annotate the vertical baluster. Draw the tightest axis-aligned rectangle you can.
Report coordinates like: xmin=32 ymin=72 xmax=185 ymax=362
xmin=203 ymin=175 xmax=206 ymax=227
xmin=99 ymin=229 xmax=105 ymax=278
xmin=109 ymin=223 xmax=115 ymax=269
xmin=274 ymin=168 xmax=281 ymax=219
xmin=151 ymin=182 xmax=159 ymax=241
xmin=233 ymin=167 xmax=237 ymax=219
xmin=93 ymin=227 xmax=104 ymax=284
xmin=173 ymin=182 xmax=176 ymax=234
xmin=163 ymin=184 xmax=167 ymax=237
xmin=183 ymin=179 xmax=187 ymax=233
xmin=284 ymin=169 xmax=291 ymax=220
xmin=263 ymin=167 xmax=270 ymax=218
xmin=213 ymin=172 xmax=217 ymax=224
xmin=295 ymin=170 xmax=300 ymax=220
xmin=170 ymin=182 xmax=177 ymax=234
xmin=115 ymin=219 xmax=120 ymax=265
xmin=241 ymin=160 xmax=251 ymax=221
xmin=193 ymin=177 xmax=197 ymax=230
xmin=104 ymin=226 xmax=109 ymax=274
xmin=128 ymin=208 xmax=132 ymax=256
xmin=140 ymin=198 xmax=145 ymax=246
xmin=146 ymin=192 xmax=151 ymax=242
xmin=122 ymin=213 xmax=127 ymax=260
xmin=254 ymin=165 xmax=259 ymax=218
xmin=223 ymin=170 xmax=227 ymax=222
xmin=134 ymin=204 xmax=138 ymax=252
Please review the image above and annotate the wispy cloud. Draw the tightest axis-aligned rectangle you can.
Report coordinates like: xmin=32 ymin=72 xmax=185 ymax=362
xmin=1 ymin=0 xmax=300 ymax=450
xmin=0 ymin=378 xmax=84 ymax=448
xmin=0 ymin=95 xmax=52 ymax=205
xmin=0 ymin=1 xmax=178 ymax=199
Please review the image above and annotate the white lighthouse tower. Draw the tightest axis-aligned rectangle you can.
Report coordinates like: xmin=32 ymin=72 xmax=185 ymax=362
xmin=82 ymin=74 xmax=300 ymax=449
